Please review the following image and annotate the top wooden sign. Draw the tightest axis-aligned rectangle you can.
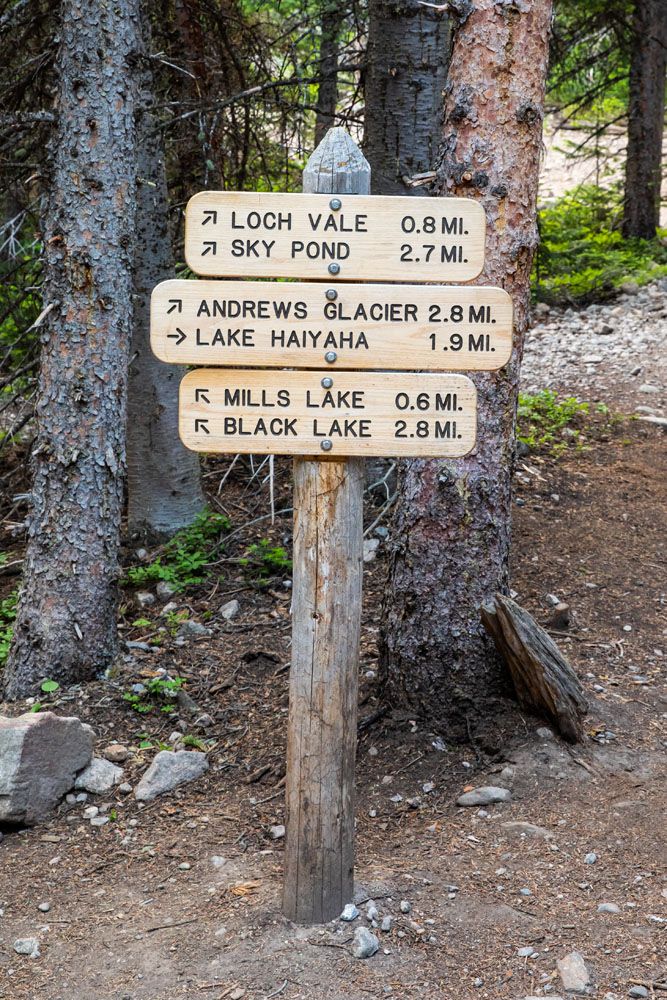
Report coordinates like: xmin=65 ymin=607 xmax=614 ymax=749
xmin=184 ymin=192 xmax=485 ymax=282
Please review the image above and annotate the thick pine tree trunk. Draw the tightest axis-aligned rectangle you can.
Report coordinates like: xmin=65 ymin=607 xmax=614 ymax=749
xmin=126 ymin=32 xmax=205 ymax=542
xmin=622 ymin=0 xmax=667 ymax=239
xmin=315 ymin=1 xmax=344 ymax=145
xmin=379 ymin=0 xmax=553 ymax=738
xmin=364 ymin=0 xmax=450 ymax=195
xmin=4 ymin=0 xmax=141 ymax=700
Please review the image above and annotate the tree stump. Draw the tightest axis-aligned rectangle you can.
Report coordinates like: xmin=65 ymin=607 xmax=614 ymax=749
xmin=481 ymin=594 xmax=588 ymax=742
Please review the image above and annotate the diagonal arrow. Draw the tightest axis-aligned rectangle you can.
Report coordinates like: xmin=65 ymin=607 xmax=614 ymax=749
xmin=195 ymin=388 xmax=210 ymax=404
xmin=194 ymin=418 xmax=210 ymax=435
xmin=167 ymin=299 xmax=182 ymax=314
xmin=202 ymin=210 xmax=218 ymax=226
xmin=167 ymin=328 xmax=187 ymax=346
xmin=201 ymin=241 xmax=217 ymax=256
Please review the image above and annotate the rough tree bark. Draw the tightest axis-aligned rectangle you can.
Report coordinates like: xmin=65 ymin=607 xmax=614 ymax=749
xmin=364 ymin=0 xmax=450 ymax=195
xmin=622 ymin=0 xmax=667 ymax=239
xmin=4 ymin=0 xmax=141 ymax=699
xmin=379 ymin=0 xmax=554 ymax=738
xmin=126 ymin=23 xmax=205 ymax=542
xmin=314 ymin=0 xmax=345 ymax=144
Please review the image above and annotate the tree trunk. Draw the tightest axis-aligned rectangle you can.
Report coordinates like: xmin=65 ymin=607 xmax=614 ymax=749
xmin=315 ymin=1 xmax=344 ymax=145
xmin=379 ymin=0 xmax=553 ymax=739
xmin=126 ymin=25 xmax=205 ymax=542
xmin=364 ymin=0 xmax=450 ymax=195
xmin=4 ymin=0 xmax=141 ymax=700
xmin=622 ymin=0 xmax=667 ymax=239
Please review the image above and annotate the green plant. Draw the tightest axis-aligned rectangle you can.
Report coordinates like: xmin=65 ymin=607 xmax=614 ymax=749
xmin=40 ymin=679 xmax=60 ymax=694
xmin=165 ymin=609 xmax=190 ymax=636
xmin=239 ymin=538 xmax=292 ymax=581
xmin=136 ymin=733 xmax=173 ymax=751
xmin=131 ymin=617 xmax=153 ymax=629
xmin=533 ymin=185 xmax=667 ymax=305
xmin=517 ymin=390 xmax=589 ymax=453
xmin=0 ymin=589 xmax=18 ymax=664
xmin=124 ymin=508 xmax=230 ymax=592
xmin=181 ymin=734 xmax=208 ymax=750
xmin=123 ymin=675 xmax=186 ymax=715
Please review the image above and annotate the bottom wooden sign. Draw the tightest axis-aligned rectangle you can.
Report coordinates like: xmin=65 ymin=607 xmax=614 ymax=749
xmin=179 ymin=369 xmax=476 ymax=457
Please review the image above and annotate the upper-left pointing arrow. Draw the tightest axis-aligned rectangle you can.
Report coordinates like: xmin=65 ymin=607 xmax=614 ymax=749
xmin=195 ymin=418 xmax=210 ymax=434
xmin=195 ymin=388 xmax=211 ymax=404
xmin=202 ymin=210 xmax=218 ymax=225
xmin=167 ymin=328 xmax=187 ymax=346
xmin=167 ymin=299 xmax=182 ymax=314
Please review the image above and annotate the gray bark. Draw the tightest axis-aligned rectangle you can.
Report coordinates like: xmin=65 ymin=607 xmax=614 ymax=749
xmin=364 ymin=0 xmax=450 ymax=195
xmin=379 ymin=0 xmax=554 ymax=739
xmin=4 ymin=0 xmax=141 ymax=699
xmin=622 ymin=0 xmax=667 ymax=239
xmin=315 ymin=1 xmax=344 ymax=145
xmin=126 ymin=27 xmax=205 ymax=542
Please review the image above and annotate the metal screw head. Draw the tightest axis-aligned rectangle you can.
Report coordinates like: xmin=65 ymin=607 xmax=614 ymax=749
xmin=325 ymin=288 xmax=338 ymax=301
xmin=321 ymin=376 xmax=333 ymax=389
xmin=320 ymin=439 xmax=333 ymax=452
xmin=324 ymin=350 xmax=337 ymax=364
xmin=329 ymin=198 xmax=342 ymax=211
xmin=328 ymin=262 xmax=340 ymax=275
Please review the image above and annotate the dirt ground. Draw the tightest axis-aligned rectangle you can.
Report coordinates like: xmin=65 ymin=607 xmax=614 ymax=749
xmin=0 ymin=391 xmax=665 ymax=1000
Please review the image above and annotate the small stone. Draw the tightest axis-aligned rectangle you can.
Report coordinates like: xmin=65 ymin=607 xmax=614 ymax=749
xmin=597 ymin=903 xmax=620 ymax=914
xmin=230 ymin=990 xmax=246 ymax=1000
xmin=473 ymin=978 xmax=484 ymax=988
xmin=135 ymin=750 xmax=208 ymax=802
xmin=422 ymin=781 xmax=435 ymax=793
xmin=135 ymin=591 xmax=155 ymax=608
xmin=456 ymin=786 xmax=511 ymax=807
xmin=90 ymin=815 xmax=109 ymax=827
xmin=220 ymin=599 xmax=240 ymax=621
xmin=37 ymin=902 xmax=51 ymax=913
xmin=381 ymin=915 xmax=393 ymax=932
xmin=351 ymin=926 xmax=379 ymax=959
xmin=75 ymin=757 xmax=123 ymax=795
xmin=518 ymin=946 xmax=535 ymax=957
xmin=628 ymin=988 xmax=649 ymax=999
xmin=620 ymin=281 xmax=639 ymax=295
xmin=194 ymin=714 xmax=214 ymax=729
xmin=340 ymin=903 xmax=360 ymax=921
xmin=13 ymin=937 xmax=40 ymax=958
xmin=363 ymin=538 xmax=380 ymax=563
xmin=65 ymin=793 xmax=77 ymax=805
xmin=103 ymin=743 xmax=130 ymax=764
xmin=519 ymin=888 xmax=533 ymax=897
xmin=156 ymin=580 xmax=176 ymax=599
xmin=536 ymin=727 xmax=554 ymax=740
xmin=399 ymin=900 xmax=411 ymax=913
xmin=178 ymin=862 xmax=191 ymax=871
xmin=83 ymin=805 xmax=99 ymax=820
xmin=598 ymin=324 xmax=614 ymax=335
xmin=638 ymin=383 xmax=660 ymax=394
xmin=177 ymin=620 xmax=212 ymax=639
xmin=269 ymin=824 xmax=285 ymax=840
xmin=119 ymin=783 xmax=132 ymax=795
xmin=160 ymin=602 xmax=179 ymax=616
xmin=584 ymin=852 xmax=597 ymax=865
xmin=502 ymin=821 xmax=553 ymax=840
xmin=557 ymin=950 xmax=592 ymax=993
xmin=366 ymin=901 xmax=379 ymax=922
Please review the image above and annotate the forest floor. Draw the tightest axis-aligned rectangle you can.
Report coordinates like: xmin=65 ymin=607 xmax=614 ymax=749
xmin=0 ymin=282 xmax=666 ymax=1000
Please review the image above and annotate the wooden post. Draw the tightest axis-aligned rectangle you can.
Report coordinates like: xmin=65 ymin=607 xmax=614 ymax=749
xmin=282 ymin=129 xmax=370 ymax=924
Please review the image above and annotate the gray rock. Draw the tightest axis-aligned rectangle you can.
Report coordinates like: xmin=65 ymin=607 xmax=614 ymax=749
xmin=119 ymin=782 xmax=132 ymax=795
xmin=352 ymin=926 xmax=379 ymax=959
xmin=0 ymin=712 xmax=94 ymax=825
xmin=82 ymin=805 xmax=99 ymax=820
xmin=620 ymin=282 xmax=639 ymax=295
xmin=340 ymin=903 xmax=360 ymax=921
xmin=399 ymin=900 xmax=411 ymax=913
xmin=37 ymin=902 xmax=50 ymax=913
xmin=135 ymin=750 xmax=208 ymax=802
xmin=75 ymin=757 xmax=123 ymax=795
xmin=135 ymin=591 xmax=155 ymax=607
xmin=502 ymin=821 xmax=553 ymax=840
xmin=269 ymin=824 xmax=285 ymax=840
xmin=220 ymin=599 xmax=240 ymax=621
xmin=584 ymin=852 xmax=597 ymax=865
xmin=519 ymin=888 xmax=533 ymax=897
xmin=628 ymin=989 xmax=649 ymax=999
xmin=557 ymin=950 xmax=592 ymax=993
xmin=536 ymin=726 xmax=554 ymax=740
xmin=90 ymin=815 xmax=109 ymax=827
xmin=13 ymin=937 xmax=40 ymax=958
xmin=366 ymin=901 xmax=379 ymax=922
xmin=363 ymin=537 xmax=380 ymax=563
xmin=380 ymin=915 xmax=393 ymax=932
xmin=597 ymin=903 xmax=620 ymax=914
xmin=156 ymin=580 xmax=176 ymax=599
xmin=103 ymin=743 xmax=130 ymax=763
xmin=456 ymin=786 xmax=512 ymax=807
xmin=518 ymin=946 xmax=536 ymax=957
xmin=638 ymin=383 xmax=660 ymax=394
xmin=177 ymin=620 xmax=212 ymax=639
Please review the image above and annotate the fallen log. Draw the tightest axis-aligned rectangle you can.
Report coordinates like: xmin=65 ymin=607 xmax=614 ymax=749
xmin=481 ymin=594 xmax=588 ymax=742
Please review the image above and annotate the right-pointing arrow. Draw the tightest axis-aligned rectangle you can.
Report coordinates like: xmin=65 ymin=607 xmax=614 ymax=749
xmin=195 ymin=388 xmax=211 ymax=404
xmin=194 ymin=418 xmax=210 ymax=435
xmin=167 ymin=328 xmax=187 ymax=345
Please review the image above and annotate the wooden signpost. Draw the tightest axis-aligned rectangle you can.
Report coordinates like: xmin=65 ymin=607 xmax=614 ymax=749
xmin=150 ymin=127 xmax=512 ymax=925
xmin=151 ymin=278 xmax=512 ymax=370
xmin=185 ymin=190 xmax=485 ymax=281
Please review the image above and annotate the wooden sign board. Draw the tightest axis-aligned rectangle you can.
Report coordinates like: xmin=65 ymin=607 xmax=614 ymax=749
xmin=179 ymin=370 xmax=476 ymax=458
xmin=151 ymin=279 xmax=512 ymax=371
xmin=184 ymin=192 xmax=485 ymax=282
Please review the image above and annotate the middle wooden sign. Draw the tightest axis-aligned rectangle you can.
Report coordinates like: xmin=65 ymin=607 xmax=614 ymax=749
xmin=151 ymin=279 xmax=513 ymax=371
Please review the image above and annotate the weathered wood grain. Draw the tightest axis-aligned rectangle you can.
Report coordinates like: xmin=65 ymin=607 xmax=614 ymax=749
xmin=481 ymin=594 xmax=589 ymax=743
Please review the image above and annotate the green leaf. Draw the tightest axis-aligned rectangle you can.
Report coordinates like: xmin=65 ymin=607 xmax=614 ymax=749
xmin=40 ymin=679 xmax=60 ymax=694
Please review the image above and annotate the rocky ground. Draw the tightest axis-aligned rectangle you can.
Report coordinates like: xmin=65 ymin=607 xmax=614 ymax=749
xmin=0 ymin=282 xmax=665 ymax=1000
